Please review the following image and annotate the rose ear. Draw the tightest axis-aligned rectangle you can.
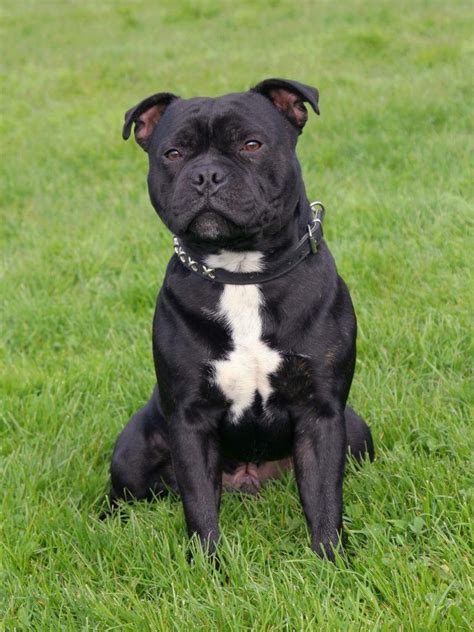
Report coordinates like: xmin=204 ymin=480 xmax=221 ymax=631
xmin=122 ymin=92 xmax=179 ymax=151
xmin=251 ymin=78 xmax=319 ymax=133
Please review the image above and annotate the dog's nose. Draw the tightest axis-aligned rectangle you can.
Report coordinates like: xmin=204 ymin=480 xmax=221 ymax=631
xmin=191 ymin=166 xmax=227 ymax=195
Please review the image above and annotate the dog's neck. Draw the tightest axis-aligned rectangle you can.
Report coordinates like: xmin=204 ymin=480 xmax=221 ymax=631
xmin=179 ymin=193 xmax=313 ymax=266
xmin=171 ymin=193 xmax=325 ymax=284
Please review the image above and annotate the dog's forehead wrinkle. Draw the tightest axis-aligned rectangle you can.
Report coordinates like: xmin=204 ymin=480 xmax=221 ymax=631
xmin=211 ymin=93 xmax=282 ymax=132
xmin=166 ymin=92 xmax=281 ymax=141
xmin=170 ymin=121 xmax=203 ymax=146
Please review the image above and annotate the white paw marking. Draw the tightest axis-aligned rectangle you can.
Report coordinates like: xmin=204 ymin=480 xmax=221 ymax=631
xmin=205 ymin=250 xmax=282 ymax=422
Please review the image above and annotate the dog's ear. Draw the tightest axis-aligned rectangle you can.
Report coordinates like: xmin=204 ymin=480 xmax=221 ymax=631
xmin=122 ymin=92 xmax=179 ymax=151
xmin=251 ymin=78 xmax=319 ymax=133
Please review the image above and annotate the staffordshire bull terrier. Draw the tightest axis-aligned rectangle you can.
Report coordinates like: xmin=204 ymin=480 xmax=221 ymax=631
xmin=109 ymin=78 xmax=374 ymax=561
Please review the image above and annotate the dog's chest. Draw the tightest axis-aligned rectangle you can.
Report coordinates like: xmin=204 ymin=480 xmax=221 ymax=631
xmin=206 ymin=251 xmax=282 ymax=422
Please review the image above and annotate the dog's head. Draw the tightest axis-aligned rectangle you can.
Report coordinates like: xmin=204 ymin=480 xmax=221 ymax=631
xmin=123 ymin=79 xmax=319 ymax=249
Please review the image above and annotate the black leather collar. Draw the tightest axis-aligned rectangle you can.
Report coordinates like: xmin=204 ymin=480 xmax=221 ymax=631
xmin=173 ymin=201 xmax=325 ymax=285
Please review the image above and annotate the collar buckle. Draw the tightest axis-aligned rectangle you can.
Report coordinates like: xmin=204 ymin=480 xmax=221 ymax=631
xmin=308 ymin=201 xmax=325 ymax=254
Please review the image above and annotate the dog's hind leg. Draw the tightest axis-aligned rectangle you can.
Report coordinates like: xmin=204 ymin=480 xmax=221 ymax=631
xmin=345 ymin=406 xmax=375 ymax=463
xmin=109 ymin=386 xmax=178 ymax=503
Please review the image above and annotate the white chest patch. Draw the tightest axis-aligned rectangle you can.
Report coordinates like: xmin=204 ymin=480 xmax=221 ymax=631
xmin=205 ymin=250 xmax=282 ymax=422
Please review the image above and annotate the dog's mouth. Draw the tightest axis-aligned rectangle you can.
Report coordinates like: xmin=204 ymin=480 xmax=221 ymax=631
xmin=179 ymin=197 xmax=278 ymax=249
xmin=188 ymin=211 xmax=234 ymax=240
xmin=186 ymin=210 xmax=260 ymax=249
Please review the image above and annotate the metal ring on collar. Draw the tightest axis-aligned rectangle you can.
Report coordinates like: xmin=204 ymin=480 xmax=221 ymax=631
xmin=310 ymin=200 xmax=325 ymax=220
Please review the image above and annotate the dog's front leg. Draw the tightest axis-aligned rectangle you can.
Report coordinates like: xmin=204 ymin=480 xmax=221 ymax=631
xmin=169 ymin=414 xmax=222 ymax=556
xmin=293 ymin=406 xmax=347 ymax=561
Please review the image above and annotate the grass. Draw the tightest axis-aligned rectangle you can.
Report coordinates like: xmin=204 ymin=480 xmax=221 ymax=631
xmin=1 ymin=0 xmax=473 ymax=629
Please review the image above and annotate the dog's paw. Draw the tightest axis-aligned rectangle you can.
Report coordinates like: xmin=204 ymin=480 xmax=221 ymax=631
xmin=312 ymin=535 xmax=345 ymax=563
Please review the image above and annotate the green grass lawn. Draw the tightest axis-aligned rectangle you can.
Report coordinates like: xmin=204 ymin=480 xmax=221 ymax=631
xmin=1 ymin=0 xmax=473 ymax=629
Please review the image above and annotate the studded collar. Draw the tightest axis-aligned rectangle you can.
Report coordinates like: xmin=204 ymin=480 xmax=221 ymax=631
xmin=172 ymin=201 xmax=325 ymax=285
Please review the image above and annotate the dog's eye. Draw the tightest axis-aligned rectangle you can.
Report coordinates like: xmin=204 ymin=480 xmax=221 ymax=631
xmin=164 ymin=148 xmax=182 ymax=161
xmin=242 ymin=140 xmax=262 ymax=153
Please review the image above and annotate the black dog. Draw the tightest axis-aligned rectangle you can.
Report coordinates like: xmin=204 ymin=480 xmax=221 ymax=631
xmin=109 ymin=78 xmax=374 ymax=561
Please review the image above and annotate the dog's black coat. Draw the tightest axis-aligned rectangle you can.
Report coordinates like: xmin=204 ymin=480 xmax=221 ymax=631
xmin=110 ymin=79 xmax=374 ymax=561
